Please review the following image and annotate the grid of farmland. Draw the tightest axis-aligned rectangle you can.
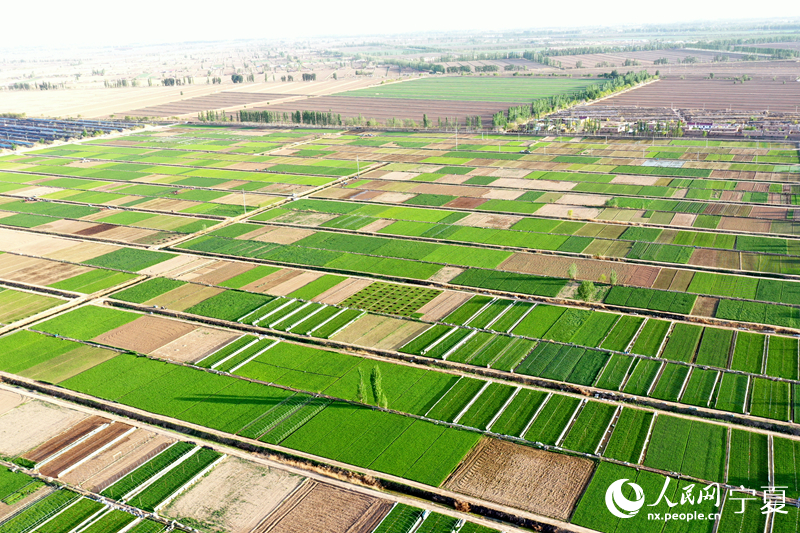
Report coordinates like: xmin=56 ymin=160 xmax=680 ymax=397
xmin=1 ymin=124 xmax=800 ymax=533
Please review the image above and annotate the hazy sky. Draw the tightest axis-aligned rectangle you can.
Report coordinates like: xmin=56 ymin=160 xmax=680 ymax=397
xmin=4 ymin=0 xmax=800 ymax=48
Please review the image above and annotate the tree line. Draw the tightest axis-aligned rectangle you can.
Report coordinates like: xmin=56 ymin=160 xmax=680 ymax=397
xmin=493 ymin=70 xmax=655 ymax=129
xmin=237 ymin=109 xmax=343 ymax=126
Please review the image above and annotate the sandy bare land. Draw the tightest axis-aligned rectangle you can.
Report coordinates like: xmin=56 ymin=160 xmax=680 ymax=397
xmin=428 ymin=266 xmax=463 ymax=283
xmin=0 ymin=399 xmax=87 ymax=456
xmin=60 ymin=428 xmax=157 ymax=486
xmin=93 ymin=315 xmax=195 ymax=354
xmin=418 ymin=291 xmax=473 ymax=321
xmin=444 ymin=438 xmax=595 ymax=520
xmin=151 ymin=328 xmax=240 ymax=363
xmin=314 ymin=278 xmax=371 ymax=304
xmin=0 ymin=390 xmax=23 ymax=417
xmin=455 ymin=213 xmax=522 ymax=230
xmin=147 ymin=284 xmax=224 ymax=311
xmin=84 ymin=434 xmax=174 ymax=493
xmin=162 ymin=457 xmax=304 ymax=533
xmin=23 ymin=415 xmax=110 ymax=463
xmin=252 ymin=480 xmax=391 ymax=533
xmin=268 ymin=271 xmax=323 ymax=297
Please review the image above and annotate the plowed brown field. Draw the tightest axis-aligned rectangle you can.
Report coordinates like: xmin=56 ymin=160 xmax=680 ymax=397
xmin=444 ymin=438 xmax=594 ymax=520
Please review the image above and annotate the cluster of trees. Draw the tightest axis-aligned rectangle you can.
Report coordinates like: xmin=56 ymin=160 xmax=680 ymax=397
xmin=372 ymin=58 xmax=445 ymax=74
xmin=301 ymin=73 xmax=316 ymax=81
xmin=162 ymin=77 xmax=193 ymax=86
xmin=280 ymin=75 xmax=294 ymax=82
xmin=735 ymin=46 xmax=798 ymax=59
xmin=694 ymin=35 xmax=799 ymax=48
xmin=444 ymin=51 xmax=523 ymax=61
xmin=4 ymin=81 xmax=67 ymax=90
xmin=197 ymin=110 xmax=232 ymax=122
xmin=464 ymin=115 xmax=482 ymax=129
xmin=105 ymin=79 xmax=138 ymax=88
xmin=474 ymin=65 xmax=499 ymax=72
xmin=291 ymin=110 xmax=341 ymax=125
xmin=91 ymin=69 xmax=105 ymax=76
xmin=623 ymin=58 xmax=641 ymax=66
xmin=386 ymin=117 xmax=419 ymax=128
xmin=209 ymin=77 xmax=223 ymax=84
xmin=237 ymin=110 xmax=291 ymax=123
xmin=446 ymin=65 xmax=472 ymax=73
xmin=231 ymin=74 xmax=244 ymax=83
xmin=357 ymin=367 xmax=388 ymax=408
xmin=236 ymin=109 xmax=343 ymax=125
xmin=681 ymin=56 xmax=699 ymax=64
xmin=653 ymin=57 xmax=670 ymax=65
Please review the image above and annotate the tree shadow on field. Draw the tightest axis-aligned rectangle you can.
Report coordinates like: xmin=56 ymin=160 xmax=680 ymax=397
xmin=175 ymin=395 xmax=357 ymax=411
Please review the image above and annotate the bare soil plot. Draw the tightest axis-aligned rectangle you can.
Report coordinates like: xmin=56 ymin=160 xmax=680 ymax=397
xmin=39 ymin=422 xmax=134 ymax=478
xmin=47 ymin=241 xmax=118 ymax=263
xmin=0 ymin=84 xmax=228 ymax=118
xmin=371 ymin=321 xmax=430 ymax=351
xmin=693 ymin=296 xmax=719 ymax=317
xmin=147 ymin=284 xmax=225 ymax=311
xmin=22 ymin=415 xmax=108 ymax=463
xmin=0 ymin=391 xmax=23 ymax=418
xmin=500 ymin=253 xmax=660 ymax=287
xmin=611 ymin=175 xmax=660 ymax=186
xmin=418 ymin=291 xmax=473 ymax=321
xmin=252 ymin=226 xmax=316 ymax=245
xmin=0 ymin=255 xmax=88 ymax=287
xmin=429 ymin=266 xmax=464 ymax=283
xmin=0 ymin=401 xmax=87 ymax=457
xmin=140 ymin=255 xmax=215 ymax=278
xmin=252 ymin=480 xmax=391 ymax=533
xmin=536 ymin=204 xmax=601 ymax=219
xmin=557 ymin=193 xmax=610 ymax=207
xmin=360 ymin=219 xmax=395 ymax=233
xmin=0 ymin=228 xmax=78 ymax=258
xmin=125 ymin=92 xmax=296 ymax=118
xmin=83 ymin=434 xmax=174 ymax=493
xmin=332 ymin=314 xmax=403 ymax=346
xmin=445 ymin=438 xmax=594 ymax=520
xmin=689 ymin=249 xmax=740 ymax=270
xmin=241 ymin=268 xmax=301 ymax=293
xmin=445 ymin=197 xmax=488 ymax=209
xmin=268 ymin=271 xmax=325 ymax=296
xmin=596 ymin=78 xmax=800 ymax=113
xmin=60 ymin=428 xmax=156 ymax=487
xmin=313 ymin=278 xmax=372 ymax=305
xmin=93 ymin=315 xmax=195 ymax=354
xmin=162 ymin=457 xmax=304 ymax=533
xmin=671 ymin=213 xmax=697 ymax=227
xmin=185 ymin=260 xmax=254 ymax=285
xmin=481 ymin=189 xmax=526 ymax=201
xmin=151 ymin=328 xmax=240 ymax=363
xmin=371 ymin=192 xmax=416 ymax=204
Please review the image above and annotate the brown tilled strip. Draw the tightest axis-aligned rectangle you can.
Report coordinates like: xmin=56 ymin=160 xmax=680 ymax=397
xmin=39 ymin=422 xmax=134 ymax=478
xmin=345 ymin=500 xmax=394 ymax=533
xmin=87 ymin=435 xmax=174 ymax=493
xmin=23 ymin=415 xmax=109 ymax=463
xmin=250 ymin=479 xmax=317 ymax=533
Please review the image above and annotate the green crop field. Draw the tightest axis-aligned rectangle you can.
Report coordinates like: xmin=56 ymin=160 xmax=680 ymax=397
xmin=603 ymin=408 xmax=652 ymax=463
xmin=336 ymin=77 xmax=603 ymax=102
